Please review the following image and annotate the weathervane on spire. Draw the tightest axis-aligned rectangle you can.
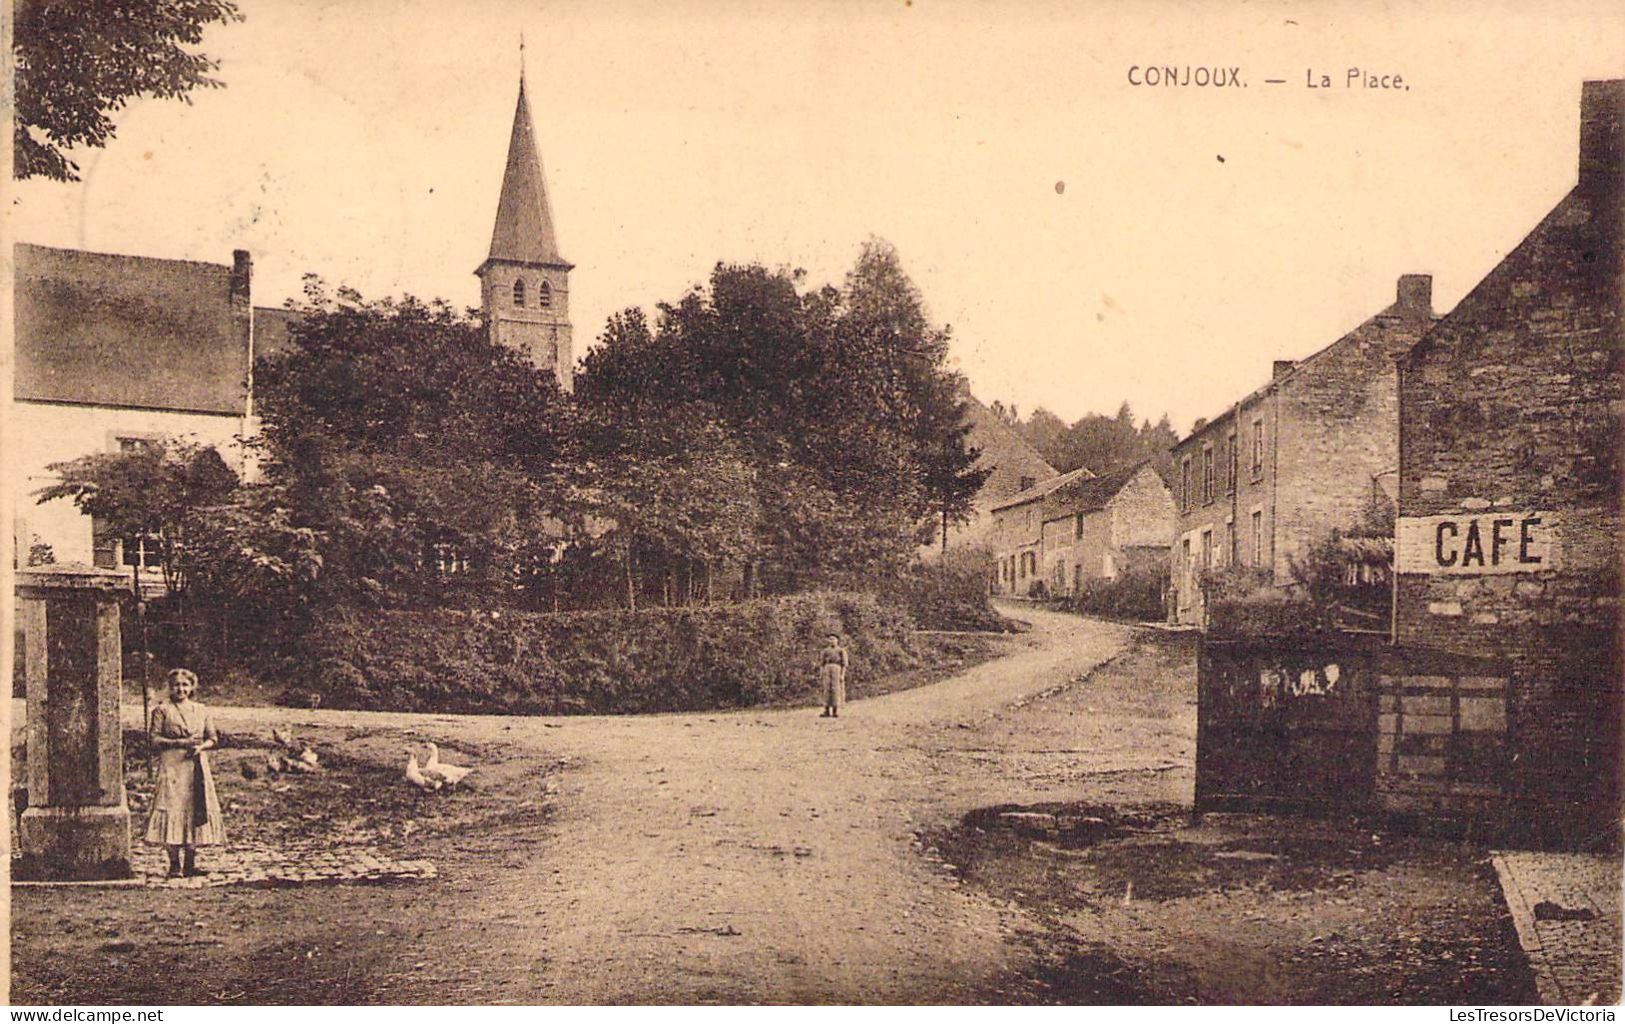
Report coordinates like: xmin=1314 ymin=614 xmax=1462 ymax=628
xmin=519 ymin=32 xmax=526 ymax=76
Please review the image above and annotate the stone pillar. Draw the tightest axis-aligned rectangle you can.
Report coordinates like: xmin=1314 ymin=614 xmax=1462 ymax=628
xmin=15 ymin=566 xmax=133 ymax=880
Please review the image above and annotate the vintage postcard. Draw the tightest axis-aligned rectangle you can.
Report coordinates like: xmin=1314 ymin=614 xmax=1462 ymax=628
xmin=4 ymin=0 xmax=1623 ymax=1008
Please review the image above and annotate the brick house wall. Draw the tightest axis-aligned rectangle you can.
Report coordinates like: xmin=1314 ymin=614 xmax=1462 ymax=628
xmin=1273 ymin=277 xmax=1434 ymax=579
xmin=1393 ymin=80 xmax=1622 ymax=840
xmin=924 ymin=394 xmax=1057 ymax=561
xmin=12 ymin=243 xmax=258 ymax=572
xmin=1169 ymin=275 xmax=1432 ymax=625
xmin=1040 ymin=463 xmax=1173 ymax=596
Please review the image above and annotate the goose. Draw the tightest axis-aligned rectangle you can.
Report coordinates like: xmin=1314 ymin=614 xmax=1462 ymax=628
xmin=422 ymin=742 xmax=472 ymax=786
xmin=404 ymin=753 xmax=442 ymax=791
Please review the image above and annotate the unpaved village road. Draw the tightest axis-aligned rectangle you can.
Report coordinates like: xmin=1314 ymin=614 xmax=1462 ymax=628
xmin=17 ymin=606 xmax=1203 ymax=1004
xmin=435 ymin=608 xmax=1155 ymax=1003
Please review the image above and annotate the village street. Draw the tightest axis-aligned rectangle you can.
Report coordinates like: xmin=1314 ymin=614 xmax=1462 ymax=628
xmin=15 ymin=606 xmax=1203 ymax=1004
xmin=18 ymin=603 xmax=1544 ymax=1005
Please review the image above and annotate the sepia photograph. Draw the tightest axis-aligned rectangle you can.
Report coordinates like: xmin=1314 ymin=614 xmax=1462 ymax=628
xmin=3 ymin=0 xmax=1623 ymax=1007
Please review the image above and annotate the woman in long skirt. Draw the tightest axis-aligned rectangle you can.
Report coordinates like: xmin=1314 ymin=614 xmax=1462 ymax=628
xmin=818 ymin=633 xmax=849 ymax=718
xmin=145 ymin=668 xmax=225 ymax=877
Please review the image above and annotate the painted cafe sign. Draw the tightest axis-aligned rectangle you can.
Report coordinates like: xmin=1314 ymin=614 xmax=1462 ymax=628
xmin=1395 ymin=511 xmax=1561 ymax=575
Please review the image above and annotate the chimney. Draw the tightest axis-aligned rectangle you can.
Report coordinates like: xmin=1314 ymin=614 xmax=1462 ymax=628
xmin=1579 ymin=79 xmax=1623 ymax=188
xmin=1396 ymin=274 xmax=1432 ymax=318
xmin=1272 ymin=360 xmax=1295 ymax=380
xmin=230 ymin=249 xmax=253 ymax=303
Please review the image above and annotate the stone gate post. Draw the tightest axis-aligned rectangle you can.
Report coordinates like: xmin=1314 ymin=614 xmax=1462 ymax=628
xmin=15 ymin=565 xmax=133 ymax=880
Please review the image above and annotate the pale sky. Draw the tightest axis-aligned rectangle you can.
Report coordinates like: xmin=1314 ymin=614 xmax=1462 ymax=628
xmin=11 ymin=0 xmax=1624 ymax=433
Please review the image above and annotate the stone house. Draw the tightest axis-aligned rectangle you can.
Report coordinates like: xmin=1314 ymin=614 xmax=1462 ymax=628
xmin=12 ymin=242 xmax=259 ymax=577
xmin=1388 ymin=80 xmax=1621 ymax=837
xmin=919 ymin=393 xmax=1057 ymax=561
xmin=1169 ymin=273 xmax=1437 ymax=625
xmin=1039 ymin=461 xmax=1174 ymax=597
xmin=988 ymin=466 xmax=1093 ymax=596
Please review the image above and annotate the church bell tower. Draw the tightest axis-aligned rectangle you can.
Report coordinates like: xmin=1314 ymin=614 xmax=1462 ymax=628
xmin=477 ymin=74 xmax=574 ymax=390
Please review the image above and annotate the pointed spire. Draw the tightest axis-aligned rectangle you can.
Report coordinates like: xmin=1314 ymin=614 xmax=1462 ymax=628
xmin=487 ymin=74 xmax=566 ymax=266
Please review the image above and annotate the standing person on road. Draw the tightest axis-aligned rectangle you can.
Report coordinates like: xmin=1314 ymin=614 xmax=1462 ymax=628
xmin=145 ymin=667 xmax=225 ymax=878
xmin=818 ymin=632 xmax=849 ymax=718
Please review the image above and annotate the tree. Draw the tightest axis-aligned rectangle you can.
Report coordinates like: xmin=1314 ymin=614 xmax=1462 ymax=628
xmin=13 ymin=0 xmax=243 ymax=181
xmin=251 ymin=278 xmax=574 ymax=606
xmin=577 ymin=241 xmax=987 ymax=590
xmin=36 ymin=437 xmax=238 ymax=595
xmin=572 ymin=399 xmax=759 ymax=609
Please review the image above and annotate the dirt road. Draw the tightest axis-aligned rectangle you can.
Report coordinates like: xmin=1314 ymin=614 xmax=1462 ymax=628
xmin=372 ymin=605 xmax=1147 ymax=1003
xmin=16 ymin=605 xmax=1188 ymax=1004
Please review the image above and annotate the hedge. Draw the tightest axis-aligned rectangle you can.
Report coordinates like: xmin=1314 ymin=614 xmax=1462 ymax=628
xmin=298 ymin=591 xmax=920 ymax=714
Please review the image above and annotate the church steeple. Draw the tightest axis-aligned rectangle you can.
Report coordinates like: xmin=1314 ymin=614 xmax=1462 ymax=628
xmin=477 ymin=69 xmax=574 ymax=389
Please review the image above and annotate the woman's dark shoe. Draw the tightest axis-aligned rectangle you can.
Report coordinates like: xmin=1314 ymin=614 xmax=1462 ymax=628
xmin=182 ymin=851 xmax=209 ymax=877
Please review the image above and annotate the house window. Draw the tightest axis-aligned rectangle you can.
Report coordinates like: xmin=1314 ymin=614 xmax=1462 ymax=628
xmin=513 ymin=279 xmax=527 ymax=307
xmin=122 ymin=535 xmax=164 ymax=570
xmin=1251 ymin=418 xmax=1265 ymax=479
xmin=539 ymin=281 xmax=552 ymax=308
xmin=1019 ymin=475 xmax=1036 ymax=491
xmin=91 ymin=519 xmax=118 ymax=570
xmin=1225 ymin=521 xmax=1235 ymax=567
xmin=1180 ymin=456 xmax=1192 ymax=512
xmin=1073 ymin=564 xmax=1082 ymax=593
xmin=1201 ymin=444 xmax=1214 ymax=505
xmin=1226 ymin=432 xmax=1237 ymax=494
xmin=1075 ymin=513 xmax=1084 ymax=540
xmin=1200 ymin=529 xmax=1213 ymax=572
xmin=1251 ymin=510 xmax=1264 ymax=566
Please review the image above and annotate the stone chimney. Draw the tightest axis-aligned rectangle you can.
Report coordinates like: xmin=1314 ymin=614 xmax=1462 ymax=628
xmin=1579 ymin=79 xmax=1623 ymax=189
xmin=230 ymin=249 xmax=253 ymax=303
xmin=1395 ymin=274 xmax=1433 ymax=319
xmin=1272 ymin=360 xmax=1295 ymax=380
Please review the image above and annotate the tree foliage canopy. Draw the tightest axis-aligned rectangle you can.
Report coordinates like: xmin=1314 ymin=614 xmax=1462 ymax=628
xmin=577 ymin=239 xmax=987 ymax=590
xmin=1005 ymin=402 xmax=1180 ymax=481
xmin=36 ymin=436 xmax=238 ymax=594
xmin=12 ymin=0 xmax=242 ymax=181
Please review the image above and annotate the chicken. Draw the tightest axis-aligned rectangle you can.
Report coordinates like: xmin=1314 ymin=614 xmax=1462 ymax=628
xmin=297 ymin=746 xmax=320 ymax=768
xmin=404 ymin=753 xmax=442 ymax=792
xmin=271 ymin=727 xmax=296 ymax=751
xmin=422 ymin=742 xmax=472 ymax=786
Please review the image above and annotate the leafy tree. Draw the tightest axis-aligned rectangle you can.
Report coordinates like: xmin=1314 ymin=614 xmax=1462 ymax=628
xmin=35 ymin=437 xmax=237 ymax=595
xmin=577 ymin=240 xmax=985 ymax=590
xmin=251 ymin=278 xmax=573 ymax=606
xmin=1010 ymin=402 xmax=1180 ymax=480
xmin=572 ymin=400 xmax=759 ymax=610
xmin=13 ymin=0 xmax=243 ymax=181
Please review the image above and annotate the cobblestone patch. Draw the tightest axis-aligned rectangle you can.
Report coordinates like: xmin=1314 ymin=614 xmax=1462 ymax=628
xmin=130 ymin=839 xmax=436 ymax=889
xmin=1492 ymin=850 xmax=1622 ymax=1005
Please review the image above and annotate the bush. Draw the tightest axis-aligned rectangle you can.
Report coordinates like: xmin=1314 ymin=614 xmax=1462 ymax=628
xmin=1064 ymin=566 xmax=1166 ymax=622
xmin=298 ymin=591 xmax=920 ymax=714
xmin=876 ymin=557 xmax=1011 ymax=632
xmin=1207 ymin=585 xmax=1323 ymax=638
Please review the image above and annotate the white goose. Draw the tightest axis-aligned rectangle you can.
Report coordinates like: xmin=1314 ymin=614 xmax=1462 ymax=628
xmin=404 ymin=752 xmax=442 ymax=791
xmin=422 ymin=742 xmax=472 ymax=786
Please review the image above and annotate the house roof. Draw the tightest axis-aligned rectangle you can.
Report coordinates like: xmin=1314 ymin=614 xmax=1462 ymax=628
xmin=1401 ymin=84 xmax=1621 ymax=368
xmin=989 ymin=465 xmax=1095 ymax=513
xmin=960 ymin=394 xmax=1060 ymax=509
xmin=1175 ymin=276 xmax=1437 ymax=450
xmin=480 ymin=78 xmax=568 ymax=271
xmin=1041 ymin=460 xmax=1158 ymax=520
xmin=14 ymin=242 xmax=252 ymax=415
